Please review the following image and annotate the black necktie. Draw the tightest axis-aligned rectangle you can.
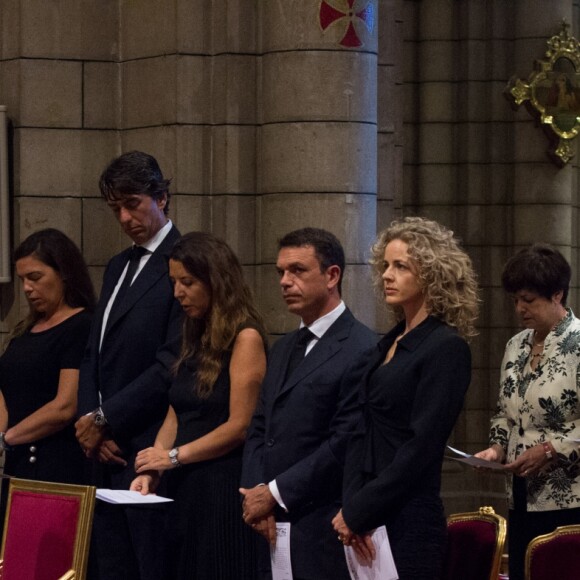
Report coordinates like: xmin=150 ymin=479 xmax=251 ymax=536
xmin=285 ymin=327 xmax=314 ymax=380
xmin=107 ymin=246 xmax=148 ymax=324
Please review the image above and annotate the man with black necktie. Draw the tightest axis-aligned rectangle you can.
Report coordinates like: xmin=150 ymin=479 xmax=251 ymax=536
xmin=75 ymin=151 xmax=182 ymax=580
xmin=240 ymin=227 xmax=376 ymax=580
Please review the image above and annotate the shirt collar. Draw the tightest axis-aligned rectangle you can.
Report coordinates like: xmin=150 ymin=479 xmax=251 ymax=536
xmin=140 ymin=219 xmax=173 ymax=253
xmin=300 ymin=301 xmax=346 ymax=340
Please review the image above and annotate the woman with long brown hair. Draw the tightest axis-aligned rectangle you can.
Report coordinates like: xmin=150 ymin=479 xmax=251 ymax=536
xmin=131 ymin=231 xmax=267 ymax=579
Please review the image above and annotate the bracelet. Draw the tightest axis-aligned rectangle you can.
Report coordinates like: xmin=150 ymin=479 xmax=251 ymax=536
xmin=542 ymin=442 xmax=553 ymax=460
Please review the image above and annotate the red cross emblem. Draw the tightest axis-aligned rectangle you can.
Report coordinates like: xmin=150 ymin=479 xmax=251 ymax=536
xmin=319 ymin=0 xmax=375 ymax=48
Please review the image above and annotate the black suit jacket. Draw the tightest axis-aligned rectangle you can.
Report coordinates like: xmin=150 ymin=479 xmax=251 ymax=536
xmin=78 ymin=225 xmax=182 ymax=488
xmin=242 ymin=308 xmax=376 ymax=579
xmin=342 ymin=316 xmax=471 ymax=534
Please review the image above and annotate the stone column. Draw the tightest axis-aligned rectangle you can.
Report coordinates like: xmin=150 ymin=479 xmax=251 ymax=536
xmin=258 ymin=0 xmax=379 ymax=332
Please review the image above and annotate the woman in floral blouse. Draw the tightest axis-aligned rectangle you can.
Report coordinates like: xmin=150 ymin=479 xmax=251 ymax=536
xmin=476 ymin=244 xmax=580 ymax=580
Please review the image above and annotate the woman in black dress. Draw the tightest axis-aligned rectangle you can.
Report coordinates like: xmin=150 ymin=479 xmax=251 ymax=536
xmin=131 ymin=232 xmax=267 ymax=579
xmin=332 ymin=217 xmax=479 ymax=579
xmin=0 ymin=229 xmax=96 ymax=484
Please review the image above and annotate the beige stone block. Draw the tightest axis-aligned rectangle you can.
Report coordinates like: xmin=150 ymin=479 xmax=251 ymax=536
xmin=377 ymin=133 xmax=399 ymax=202
xmin=489 ymin=40 xmax=514 ymax=85
xmin=175 ymin=126 xmax=206 ymax=194
xmin=416 ymin=40 xmax=455 ymax=83
xmin=456 ymin=122 xmax=512 ymax=164
xmin=378 ymin=1 xmax=398 ymax=66
xmin=513 ymin=162 xmax=573 ymax=204
xmin=378 ymin=64 xmax=396 ymax=132
xmin=512 ymin=37 xmax=553 ymax=81
xmin=414 ymin=164 xmax=456 ymax=205
xmin=417 ymin=0 xmax=454 ymax=40
xmin=17 ymin=0 xmax=117 ymax=60
xmin=417 ymin=82 xmax=454 ymax=123
xmin=81 ymin=131 xmax=120 ymax=197
xmin=413 ymin=205 xmax=512 ymax=247
xmin=342 ymin=264 xmax=379 ymax=332
xmin=417 ymin=123 xmax=454 ymax=164
xmin=15 ymin=129 xmax=82 ymax=196
xmin=208 ymin=55 xmax=257 ymax=125
xmin=514 ymin=204 xmax=573 ymax=246
xmin=262 ymin=0 xmax=378 ymax=53
xmin=464 ymin=369 xmax=491 ymax=410
xmin=514 ymin=2 xmax=572 ymax=37
xmin=402 ymin=122 xmax=418 ymax=165
xmin=0 ymin=281 xmax=20 ymax=335
xmin=483 ymin=286 xmax=518 ymax=329
xmin=82 ymin=198 xmax=130 ymax=266
xmin=258 ymin=192 xmax=376 ymax=265
xmin=176 ymin=56 xmax=212 ymax=124
xmin=15 ymin=197 xmax=82 ymax=245
xmin=0 ymin=60 xmax=21 ymax=121
xmin=88 ymin=266 xmax=106 ymax=299
xmin=211 ymin=196 xmax=257 ymax=264
xmin=263 ymin=51 xmax=376 ymax=124
xmin=177 ymin=0 xmax=258 ymax=55
xmin=121 ymin=57 xmax=177 ymax=129
xmin=261 ymin=122 xmax=377 ymax=194
xmin=14 ymin=60 xmax=82 ymax=128
xmin=121 ymin=127 xmax=177 ymax=191
xmin=212 ymin=126 xmax=257 ymax=194
xmin=0 ymin=0 xmax=20 ymax=59
xmin=171 ymin=194 xmax=212 ymax=235
xmin=120 ymin=0 xmax=176 ymax=60
xmin=84 ymin=63 xmax=120 ymax=129
xmin=463 ymin=409 xmax=496 ymax=445
xmin=376 ymin=200 xmax=399 ymax=234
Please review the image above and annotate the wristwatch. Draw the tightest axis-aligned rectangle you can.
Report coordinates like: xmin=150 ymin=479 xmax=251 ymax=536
xmin=0 ymin=432 xmax=11 ymax=453
xmin=169 ymin=447 xmax=181 ymax=467
xmin=91 ymin=407 xmax=108 ymax=427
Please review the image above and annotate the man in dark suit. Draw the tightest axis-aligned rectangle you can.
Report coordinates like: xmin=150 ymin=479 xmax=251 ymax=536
xmin=240 ymin=227 xmax=376 ymax=580
xmin=75 ymin=151 xmax=182 ymax=580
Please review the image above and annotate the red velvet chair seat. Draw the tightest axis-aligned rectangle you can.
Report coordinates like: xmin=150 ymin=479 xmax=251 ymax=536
xmin=442 ymin=506 xmax=507 ymax=580
xmin=525 ymin=524 xmax=580 ymax=580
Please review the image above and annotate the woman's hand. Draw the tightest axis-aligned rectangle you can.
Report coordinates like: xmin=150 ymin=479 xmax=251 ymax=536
xmin=134 ymin=447 xmax=174 ymax=473
xmin=332 ymin=510 xmax=376 ymax=564
xmin=474 ymin=444 xmax=506 ymax=464
xmin=504 ymin=443 xmax=555 ymax=478
xmin=130 ymin=471 xmax=160 ymax=495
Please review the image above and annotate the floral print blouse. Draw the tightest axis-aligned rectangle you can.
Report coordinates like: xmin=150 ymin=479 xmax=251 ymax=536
xmin=490 ymin=308 xmax=580 ymax=511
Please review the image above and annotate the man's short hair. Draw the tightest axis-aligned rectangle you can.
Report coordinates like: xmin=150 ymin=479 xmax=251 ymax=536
xmin=278 ymin=227 xmax=345 ymax=294
xmin=99 ymin=150 xmax=172 ymax=215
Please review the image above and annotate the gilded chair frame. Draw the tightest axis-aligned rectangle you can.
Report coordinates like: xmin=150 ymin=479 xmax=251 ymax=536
xmin=524 ymin=523 xmax=580 ymax=580
xmin=446 ymin=506 xmax=507 ymax=580
xmin=0 ymin=478 xmax=96 ymax=580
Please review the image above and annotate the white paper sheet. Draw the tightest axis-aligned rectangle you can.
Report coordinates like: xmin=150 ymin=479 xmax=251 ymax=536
xmin=445 ymin=445 xmax=506 ymax=471
xmin=270 ymin=522 xmax=293 ymax=580
xmin=96 ymin=489 xmax=173 ymax=504
xmin=344 ymin=525 xmax=398 ymax=580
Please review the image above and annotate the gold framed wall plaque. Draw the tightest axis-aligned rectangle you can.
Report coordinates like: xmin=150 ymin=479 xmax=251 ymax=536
xmin=507 ymin=21 xmax=580 ymax=165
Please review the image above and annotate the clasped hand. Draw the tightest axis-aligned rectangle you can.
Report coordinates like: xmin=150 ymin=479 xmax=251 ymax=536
xmin=239 ymin=485 xmax=277 ymax=546
xmin=332 ymin=509 xmax=376 ymax=564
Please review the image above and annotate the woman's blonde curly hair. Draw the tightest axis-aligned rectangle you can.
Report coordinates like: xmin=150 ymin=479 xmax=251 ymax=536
xmin=370 ymin=216 xmax=479 ymax=339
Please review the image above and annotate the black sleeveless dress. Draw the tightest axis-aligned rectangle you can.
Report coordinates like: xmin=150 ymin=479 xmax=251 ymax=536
xmin=164 ymin=332 xmax=259 ymax=579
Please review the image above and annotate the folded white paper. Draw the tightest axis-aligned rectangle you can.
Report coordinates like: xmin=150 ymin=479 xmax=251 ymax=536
xmin=344 ymin=525 xmax=398 ymax=580
xmin=96 ymin=489 xmax=173 ymax=504
xmin=270 ymin=522 xmax=292 ymax=580
xmin=446 ymin=445 xmax=506 ymax=471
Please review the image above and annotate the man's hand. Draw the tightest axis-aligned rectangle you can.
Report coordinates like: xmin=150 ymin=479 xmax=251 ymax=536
xmin=97 ymin=438 xmax=127 ymax=466
xmin=75 ymin=415 xmax=105 ymax=457
xmin=249 ymin=513 xmax=277 ymax=546
xmin=239 ymin=485 xmax=277 ymax=522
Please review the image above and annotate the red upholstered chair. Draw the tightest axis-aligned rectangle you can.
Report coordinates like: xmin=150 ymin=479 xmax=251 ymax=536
xmin=442 ymin=506 xmax=507 ymax=580
xmin=0 ymin=478 xmax=96 ymax=580
xmin=525 ymin=524 xmax=580 ymax=580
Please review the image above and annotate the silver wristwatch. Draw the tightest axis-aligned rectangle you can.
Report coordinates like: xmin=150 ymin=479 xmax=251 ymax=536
xmin=0 ymin=432 xmax=10 ymax=453
xmin=92 ymin=407 xmax=108 ymax=427
xmin=169 ymin=447 xmax=181 ymax=467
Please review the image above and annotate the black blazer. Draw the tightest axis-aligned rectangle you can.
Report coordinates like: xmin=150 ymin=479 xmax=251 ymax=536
xmin=78 ymin=225 xmax=182 ymax=488
xmin=242 ymin=308 xmax=376 ymax=579
xmin=342 ymin=316 xmax=471 ymax=534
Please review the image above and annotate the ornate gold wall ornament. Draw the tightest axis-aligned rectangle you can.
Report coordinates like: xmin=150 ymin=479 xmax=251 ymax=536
xmin=506 ymin=21 xmax=580 ymax=165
